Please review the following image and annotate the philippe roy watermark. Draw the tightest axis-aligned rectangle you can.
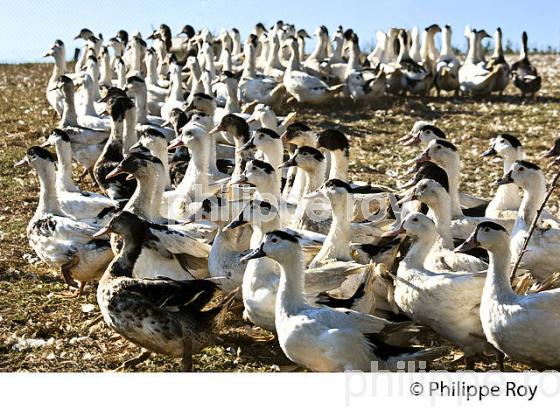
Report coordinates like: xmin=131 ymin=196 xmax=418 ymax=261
xmin=162 ymin=182 xmax=396 ymax=226
xmin=344 ymin=360 xmax=559 ymax=406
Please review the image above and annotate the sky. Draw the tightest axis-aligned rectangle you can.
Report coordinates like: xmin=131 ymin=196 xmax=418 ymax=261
xmin=0 ymin=0 xmax=558 ymax=63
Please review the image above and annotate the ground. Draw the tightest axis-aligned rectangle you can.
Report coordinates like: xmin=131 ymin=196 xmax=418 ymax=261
xmin=1 ymin=56 xmax=559 ymax=372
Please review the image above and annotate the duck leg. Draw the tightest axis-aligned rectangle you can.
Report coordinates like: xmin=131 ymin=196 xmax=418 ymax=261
xmin=464 ymin=356 xmax=475 ymax=370
xmin=60 ymin=257 xmax=79 ymax=289
xmin=181 ymin=336 xmax=193 ymax=372
xmin=115 ymin=350 xmax=151 ymax=372
xmin=76 ymin=281 xmax=86 ymax=297
xmin=496 ymin=350 xmax=505 ymax=372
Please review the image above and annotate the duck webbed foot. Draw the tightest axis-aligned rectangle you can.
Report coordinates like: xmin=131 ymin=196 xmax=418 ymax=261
xmin=115 ymin=350 xmax=151 ymax=372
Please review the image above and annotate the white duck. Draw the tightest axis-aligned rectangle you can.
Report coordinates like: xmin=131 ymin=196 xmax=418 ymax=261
xmin=434 ymin=25 xmax=460 ymax=96
xmin=384 ymin=213 xmax=493 ymax=369
xmin=283 ymin=37 xmax=344 ymax=104
xmin=496 ymin=160 xmax=560 ymax=280
xmin=457 ymin=221 xmax=560 ymax=369
xmin=458 ymin=29 xmax=500 ymax=95
xmin=405 ymin=178 xmax=488 ymax=272
xmin=43 ymin=40 xmax=66 ymax=116
xmin=15 ymin=146 xmax=113 ymax=296
xmin=241 ymin=229 xmax=447 ymax=371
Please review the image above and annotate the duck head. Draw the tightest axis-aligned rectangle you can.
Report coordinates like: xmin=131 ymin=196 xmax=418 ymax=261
xmin=455 ymin=221 xmax=508 ymax=253
xmin=496 ymin=160 xmax=542 ymax=189
xmin=241 ymin=229 xmax=302 ymax=263
xmin=280 ymin=146 xmax=325 ymax=172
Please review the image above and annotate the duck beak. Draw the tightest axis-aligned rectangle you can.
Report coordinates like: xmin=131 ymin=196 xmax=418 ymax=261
xmin=480 ymin=147 xmax=497 ymax=158
xmin=406 ymin=150 xmax=430 ymax=165
xmin=542 ymin=147 xmax=557 ymax=159
xmin=246 ymin=115 xmax=256 ymax=124
xmin=160 ymin=120 xmax=171 ymax=128
xmin=239 ymin=138 xmax=255 ymax=152
xmin=42 ymin=49 xmax=54 ymax=58
xmin=495 ymin=171 xmax=514 ymax=186
xmin=230 ymin=173 xmax=248 ymax=186
xmin=183 ymin=214 xmax=198 ymax=224
xmin=402 ymin=134 xmax=421 ymax=146
xmin=240 ymin=244 xmax=266 ymax=262
xmin=209 ymin=124 xmax=225 ymax=134
xmin=223 ymin=216 xmax=247 ymax=231
xmin=106 ymin=165 xmax=126 ymax=179
xmin=92 ymin=226 xmax=111 ymax=238
xmin=454 ymin=232 xmax=479 ymax=253
xmin=14 ymin=156 xmax=29 ymax=168
xmin=279 ymin=157 xmax=297 ymax=168
xmin=125 ymin=174 xmax=135 ymax=181
xmin=548 ymin=157 xmax=560 ymax=168
xmin=381 ymin=224 xmax=406 ymax=238
xmin=73 ymin=34 xmax=81 ymax=40
xmin=396 ymin=191 xmax=417 ymax=205
xmin=304 ymin=189 xmax=324 ymax=200
xmin=168 ymin=137 xmax=184 ymax=150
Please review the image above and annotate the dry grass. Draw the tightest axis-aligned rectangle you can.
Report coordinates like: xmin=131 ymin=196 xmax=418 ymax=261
xmin=1 ymin=56 xmax=559 ymax=372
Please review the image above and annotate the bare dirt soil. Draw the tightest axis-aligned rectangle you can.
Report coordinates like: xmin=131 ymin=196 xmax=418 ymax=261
xmin=1 ymin=56 xmax=559 ymax=372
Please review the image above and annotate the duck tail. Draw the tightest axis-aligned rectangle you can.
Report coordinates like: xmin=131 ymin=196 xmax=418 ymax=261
xmin=205 ymin=287 xmax=241 ymax=329
xmin=383 ymin=346 xmax=450 ymax=371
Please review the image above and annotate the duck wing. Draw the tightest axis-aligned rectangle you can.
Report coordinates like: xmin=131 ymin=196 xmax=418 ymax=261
xmin=120 ymin=278 xmax=218 ymax=311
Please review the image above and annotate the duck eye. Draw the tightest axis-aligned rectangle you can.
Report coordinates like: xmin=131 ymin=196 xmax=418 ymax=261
xmin=412 ymin=217 xmax=418 ymax=222
xmin=271 ymin=238 xmax=278 ymax=243
xmin=519 ymin=167 xmax=525 ymax=172
xmin=484 ymin=228 xmax=489 ymax=232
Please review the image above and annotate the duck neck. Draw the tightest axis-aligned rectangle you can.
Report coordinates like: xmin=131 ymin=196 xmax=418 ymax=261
xmin=518 ymin=176 xmax=546 ymax=225
xmin=243 ymin=47 xmax=257 ymax=78
xmin=329 ymin=149 xmax=349 ymax=181
xmin=54 ymin=140 xmax=79 ymax=192
xmin=493 ymin=31 xmax=504 ymax=59
xmin=99 ymin=56 xmax=112 ymax=87
xmin=494 ymin=150 xmax=523 ymax=205
xmin=321 ymin=196 xmax=352 ymax=261
xmin=426 ymin=192 xmax=454 ymax=249
xmin=151 ymin=142 xmax=171 ymax=189
xmin=520 ymin=34 xmax=528 ymax=60
xmin=348 ymin=43 xmax=361 ymax=71
xmin=440 ymin=29 xmax=454 ymax=58
xmin=256 ymin=174 xmax=281 ymax=202
xmin=403 ymin=232 xmax=437 ymax=270
xmin=132 ymin=87 xmax=149 ymax=124
xmin=125 ymin=170 xmax=158 ymax=220
xmin=309 ymin=34 xmax=325 ymax=61
xmin=177 ymin=143 xmax=209 ymax=196
xmin=170 ymin=68 xmax=183 ymax=101
xmin=107 ymin=236 xmax=142 ymax=279
xmin=82 ymin=81 xmax=96 ymax=117
xmin=441 ymin=157 xmax=463 ymax=218
xmin=260 ymin=142 xmax=284 ymax=171
xmin=276 ymin=248 xmax=309 ymax=316
xmin=35 ymin=163 xmax=64 ymax=216
xmin=303 ymin=163 xmax=326 ymax=194
xmin=61 ymin=88 xmax=78 ymax=127
xmin=286 ymin=44 xmax=301 ymax=72
xmin=51 ymin=53 xmax=66 ymax=81
xmin=225 ymin=82 xmax=240 ymax=113
xmin=466 ymin=33 xmax=477 ymax=63
xmin=297 ymin=37 xmax=306 ymax=62
xmin=122 ymin=107 xmax=138 ymax=155
xmin=484 ymin=242 xmax=515 ymax=303
xmin=146 ymin=55 xmax=158 ymax=85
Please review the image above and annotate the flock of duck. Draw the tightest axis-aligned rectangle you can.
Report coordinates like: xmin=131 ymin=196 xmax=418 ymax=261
xmin=15 ymin=21 xmax=558 ymax=372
